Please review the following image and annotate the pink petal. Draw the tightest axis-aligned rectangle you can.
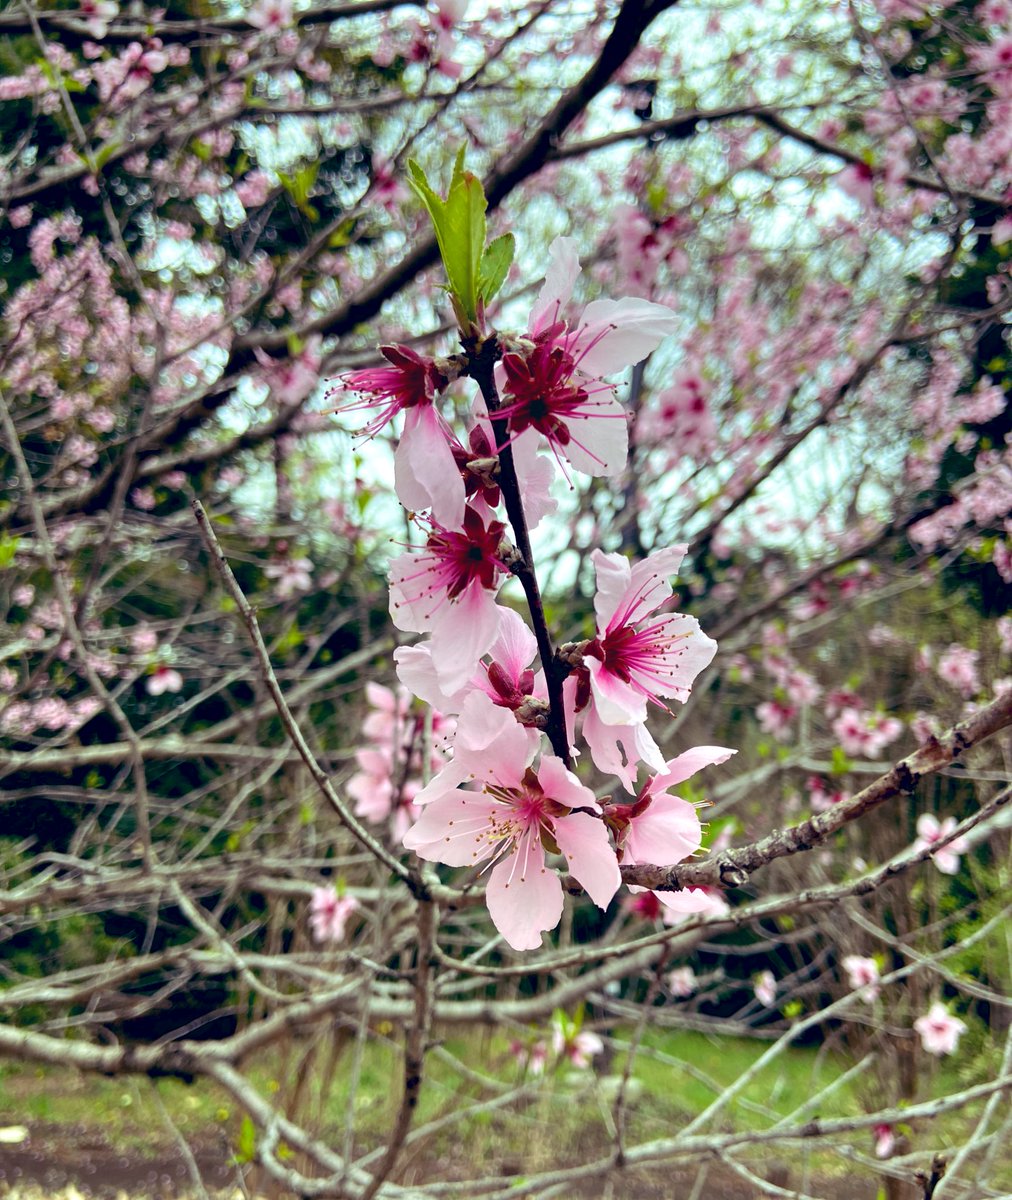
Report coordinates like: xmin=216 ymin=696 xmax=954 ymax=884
xmin=402 ymin=791 xmax=499 ymax=865
xmin=587 ymin=655 xmax=647 ymax=726
xmin=552 ymin=811 xmax=621 ymax=910
xmin=427 ymin=586 xmax=501 ymax=692
xmin=561 ymin=391 xmax=629 ymax=477
xmin=486 ymin=836 xmax=564 ymax=950
xmin=574 ymin=296 xmax=677 ymax=375
xmin=624 ymin=793 xmax=702 ymax=866
xmin=652 ymin=746 xmax=737 ymax=790
xmin=489 ymin=607 xmax=539 ymax=682
xmin=395 ymin=406 xmax=466 ymax=529
xmin=536 ymin=754 xmax=598 ymax=811
xmin=582 ymin=704 xmax=665 ymax=793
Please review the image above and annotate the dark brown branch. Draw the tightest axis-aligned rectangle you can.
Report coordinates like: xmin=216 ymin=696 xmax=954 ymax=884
xmin=465 ymin=335 xmax=571 ymax=765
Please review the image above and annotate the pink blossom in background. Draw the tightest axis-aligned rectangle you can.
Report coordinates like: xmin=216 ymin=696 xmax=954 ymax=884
xmin=913 ymin=1001 xmax=967 ymax=1056
xmin=914 ymin=812 xmax=968 ymax=875
xmin=264 ymin=556 xmax=313 ymax=599
xmin=754 ymin=970 xmax=776 ymax=1008
xmin=936 ymin=644 xmax=981 ymax=697
xmin=309 ymin=886 xmax=359 ymax=942
xmin=510 ymin=1039 xmax=547 ymax=1075
xmin=667 ymin=966 xmax=697 ymax=997
xmin=1000 ymin=616 xmax=1012 ymax=655
xmin=612 ymin=745 xmax=736 ymax=866
xmin=247 ymin=0 xmax=294 ymax=31
xmin=807 ymin=776 xmax=849 ymax=814
xmin=874 ymin=1124 xmax=895 ymax=1158
xmin=146 ymin=665 xmax=182 ymax=695
xmin=841 ymin=955 xmax=880 ymax=1001
xmin=756 ymin=699 xmax=796 ymax=740
xmin=552 ymin=1015 xmax=604 ymax=1069
xmin=77 ymin=0 xmax=119 ymax=38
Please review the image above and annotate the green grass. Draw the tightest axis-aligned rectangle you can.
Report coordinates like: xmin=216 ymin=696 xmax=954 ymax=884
xmin=0 ymin=1024 xmax=1006 ymax=1190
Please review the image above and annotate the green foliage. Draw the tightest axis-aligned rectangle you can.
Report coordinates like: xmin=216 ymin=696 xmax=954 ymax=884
xmin=407 ymin=151 xmax=514 ymax=328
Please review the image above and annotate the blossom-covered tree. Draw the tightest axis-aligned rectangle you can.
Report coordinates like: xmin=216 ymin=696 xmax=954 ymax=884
xmin=0 ymin=0 xmax=1009 ymax=1196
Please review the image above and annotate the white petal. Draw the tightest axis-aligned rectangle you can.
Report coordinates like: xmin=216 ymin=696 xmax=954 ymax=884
xmin=395 ymin=406 xmax=465 ymax=529
xmin=486 ymin=839 xmax=563 ymax=950
xmin=574 ymin=297 xmax=677 ymax=375
xmin=529 ymin=237 xmax=581 ymax=336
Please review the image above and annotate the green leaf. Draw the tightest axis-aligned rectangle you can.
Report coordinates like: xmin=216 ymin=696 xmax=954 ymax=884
xmin=407 ymin=150 xmax=487 ymax=325
xmin=0 ymin=534 xmax=19 ymax=569
xmin=234 ymin=1116 xmax=256 ymax=1164
xmin=830 ymin=746 xmax=851 ymax=776
xmin=478 ymin=232 xmax=515 ymax=305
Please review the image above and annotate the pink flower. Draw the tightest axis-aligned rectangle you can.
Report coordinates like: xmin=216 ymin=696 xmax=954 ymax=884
xmin=388 ymin=507 xmax=508 ymax=691
xmin=77 ymin=0 xmax=118 ymax=38
xmin=754 ymin=969 xmax=777 ymax=1008
xmin=552 ymin=1014 xmax=604 ymax=1068
xmin=667 ymin=966 xmax=697 ymax=997
xmin=757 ymin=699 xmax=796 ymax=740
xmin=146 ymin=665 xmax=182 ymax=695
xmin=874 ymin=1124 xmax=895 ymax=1158
xmin=334 ymin=346 xmax=462 ymax=526
xmin=914 ymin=813 xmax=968 ymax=875
xmin=247 ymin=0 xmax=294 ymax=31
xmin=334 ymin=345 xmax=446 ymax=437
xmin=913 ymin=1002 xmax=967 ymax=1056
xmin=807 ymin=776 xmax=849 ymax=813
xmin=493 ymin=237 xmax=677 ymax=478
xmin=264 ymin=556 xmax=313 ymax=598
xmin=841 ymin=955 xmax=880 ymax=1001
xmin=937 ymin=644 xmax=981 ymax=698
xmin=837 ymin=162 xmax=875 ymax=207
xmin=309 ymin=886 xmax=359 ymax=942
xmin=610 ymin=745 xmax=736 ymax=867
xmin=581 ymin=546 xmax=717 ymax=728
xmin=403 ymin=705 xmax=621 ymax=950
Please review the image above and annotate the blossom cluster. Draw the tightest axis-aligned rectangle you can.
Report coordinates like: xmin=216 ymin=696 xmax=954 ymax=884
xmin=335 ymin=236 xmax=732 ymax=950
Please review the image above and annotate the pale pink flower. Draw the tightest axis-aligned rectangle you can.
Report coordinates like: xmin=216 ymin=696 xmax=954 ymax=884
xmin=757 ymin=699 xmax=796 ymax=740
xmin=667 ymin=966 xmax=697 ymax=997
xmin=253 ymin=338 xmax=321 ymax=406
xmin=146 ymin=665 xmax=183 ymax=695
xmin=552 ymin=1016 xmax=604 ymax=1069
xmin=247 ymin=0 xmax=294 ymax=31
xmin=333 ymin=346 xmax=460 ymax=525
xmin=874 ymin=1124 xmax=895 ymax=1158
xmin=581 ymin=546 xmax=717 ymax=729
xmin=841 ymin=955 xmax=880 ymax=1001
xmin=510 ymin=1038 xmax=547 ymax=1075
xmin=807 ymin=776 xmax=849 ymax=814
xmin=309 ymin=886 xmax=359 ymax=942
xmin=914 ymin=812 xmax=968 ymax=875
xmin=914 ymin=1001 xmax=967 ymax=1056
xmin=493 ymin=236 xmax=677 ymax=478
xmin=264 ymin=556 xmax=313 ymax=599
xmin=937 ymin=644 xmax=981 ymax=698
xmin=403 ymin=704 xmax=621 ymax=950
xmin=130 ymin=626 xmax=158 ymax=654
xmin=388 ymin=508 xmax=508 ymax=691
xmin=837 ymin=162 xmax=875 ymax=207
xmin=77 ymin=0 xmax=118 ymax=38
xmin=611 ymin=746 xmax=736 ymax=867
xmin=999 ymin=616 xmax=1012 ymax=654
xmin=754 ymin=969 xmax=777 ymax=1008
